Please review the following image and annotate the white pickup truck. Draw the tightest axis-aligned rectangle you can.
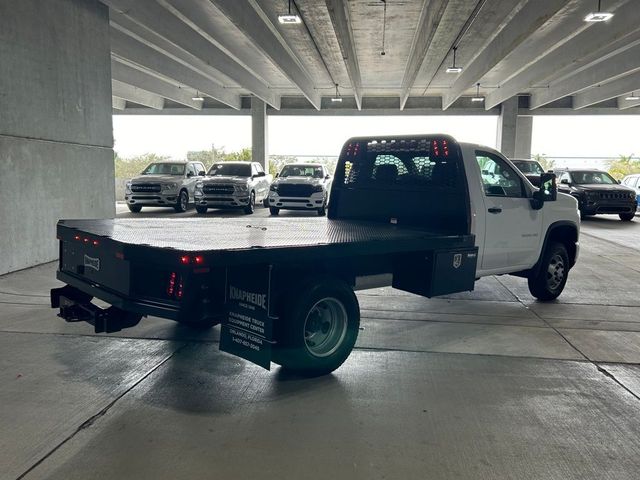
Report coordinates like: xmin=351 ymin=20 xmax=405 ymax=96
xmin=52 ymin=135 xmax=579 ymax=375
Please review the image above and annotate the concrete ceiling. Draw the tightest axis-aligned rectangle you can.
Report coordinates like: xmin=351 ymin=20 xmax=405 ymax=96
xmin=103 ymin=0 xmax=640 ymax=114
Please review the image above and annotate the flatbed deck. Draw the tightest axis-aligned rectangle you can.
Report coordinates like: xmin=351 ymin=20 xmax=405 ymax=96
xmin=58 ymin=218 xmax=475 ymax=265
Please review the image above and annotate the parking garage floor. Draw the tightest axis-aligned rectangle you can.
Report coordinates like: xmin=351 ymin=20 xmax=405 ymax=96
xmin=1 ymin=207 xmax=640 ymax=479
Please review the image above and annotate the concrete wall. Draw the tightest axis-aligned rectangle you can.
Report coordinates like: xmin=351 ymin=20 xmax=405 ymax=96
xmin=0 ymin=0 xmax=114 ymax=274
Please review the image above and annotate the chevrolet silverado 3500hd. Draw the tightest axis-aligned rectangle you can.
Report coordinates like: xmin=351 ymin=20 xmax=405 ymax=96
xmin=51 ymin=135 xmax=579 ymax=375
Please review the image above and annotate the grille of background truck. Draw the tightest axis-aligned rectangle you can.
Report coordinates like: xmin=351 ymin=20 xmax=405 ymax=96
xmin=277 ymin=184 xmax=315 ymax=197
xmin=203 ymin=185 xmax=235 ymax=195
xmin=131 ymin=184 xmax=161 ymax=193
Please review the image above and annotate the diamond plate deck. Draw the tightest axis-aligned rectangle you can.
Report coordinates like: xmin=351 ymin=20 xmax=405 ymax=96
xmin=58 ymin=218 xmax=474 ymax=265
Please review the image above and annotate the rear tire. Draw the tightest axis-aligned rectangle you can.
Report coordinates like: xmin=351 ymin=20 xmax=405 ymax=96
xmin=127 ymin=205 xmax=142 ymax=213
xmin=195 ymin=205 xmax=208 ymax=214
xmin=619 ymin=212 xmax=635 ymax=221
xmin=174 ymin=190 xmax=188 ymax=213
xmin=317 ymin=205 xmax=326 ymax=216
xmin=269 ymin=207 xmax=280 ymax=216
xmin=528 ymin=242 xmax=569 ymax=301
xmin=273 ymin=277 xmax=359 ymax=376
xmin=244 ymin=192 xmax=255 ymax=215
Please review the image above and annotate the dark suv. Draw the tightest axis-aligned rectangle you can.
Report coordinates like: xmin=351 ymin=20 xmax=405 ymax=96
xmin=557 ymin=169 xmax=636 ymax=221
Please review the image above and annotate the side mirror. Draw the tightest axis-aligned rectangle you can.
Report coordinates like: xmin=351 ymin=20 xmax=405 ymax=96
xmin=325 ymin=174 xmax=331 ymax=180
xmin=560 ymin=178 xmax=570 ymax=185
xmin=532 ymin=173 xmax=557 ymax=210
xmin=258 ymin=171 xmax=266 ymax=177
xmin=186 ymin=172 xmax=193 ymax=178
xmin=198 ymin=171 xmax=205 ymax=176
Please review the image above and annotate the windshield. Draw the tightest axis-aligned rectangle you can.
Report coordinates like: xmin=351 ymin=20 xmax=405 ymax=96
xmin=512 ymin=160 xmax=544 ymax=175
xmin=280 ymin=165 xmax=324 ymax=178
xmin=208 ymin=163 xmax=251 ymax=177
xmin=570 ymin=171 xmax=617 ymax=185
xmin=141 ymin=163 xmax=185 ymax=176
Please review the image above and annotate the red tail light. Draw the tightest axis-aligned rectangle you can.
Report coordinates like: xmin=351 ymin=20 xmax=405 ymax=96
xmin=167 ymin=272 xmax=177 ymax=297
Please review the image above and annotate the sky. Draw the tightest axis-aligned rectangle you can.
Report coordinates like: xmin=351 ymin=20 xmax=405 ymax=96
xmin=113 ymin=114 xmax=640 ymax=166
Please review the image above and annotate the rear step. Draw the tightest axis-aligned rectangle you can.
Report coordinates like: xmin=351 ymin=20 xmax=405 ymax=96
xmin=51 ymin=285 xmax=141 ymax=334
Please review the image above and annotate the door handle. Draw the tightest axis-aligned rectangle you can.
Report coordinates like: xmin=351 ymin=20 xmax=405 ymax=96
xmin=488 ymin=207 xmax=502 ymax=214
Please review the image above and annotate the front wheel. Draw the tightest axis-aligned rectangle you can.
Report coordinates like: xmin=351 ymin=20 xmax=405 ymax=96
xmin=174 ymin=190 xmax=188 ymax=213
xmin=244 ymin=192 xmax=255 ymax=214
xmin=195 ymin=205 xmax=208 ymax=214
xmin=527 ymin=242 xmax=569 ymax=301
xmin=273 ymin=277 xmax=360 ymax=376
xmin=619 ymin=212 xmax=635 ymax=221
xmin=127 ymin=204 xmax=142 ymax=213
xmin=269 ymin=206 xmax=280 ymax=216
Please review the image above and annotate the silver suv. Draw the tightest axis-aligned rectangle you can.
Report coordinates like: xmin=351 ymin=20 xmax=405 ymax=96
xmin=125 ymin=161 xmax=206 ymax=213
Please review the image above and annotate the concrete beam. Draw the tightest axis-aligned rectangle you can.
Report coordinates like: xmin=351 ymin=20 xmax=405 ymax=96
xmin=573 ymin=71 xmax=640 ymax=109
xmin=442 ymin=0 xmax=567 ymax=110
xmin=110 ymin=26 xmax=240 ymax=109
xmin=109 ymin=11 xmax=231 ymax=86
xmin=111 ymin=59 xmax=202 ymax=110
xmin=618 ymin=96 xmax=640 ymax=110
xmin=210 ymin=0 xmax=321 ymax=110
xmin=112 ymin=97 xmax=126 ymax=110
xmin=398 ymin=0 xmax=448 ymax=110
xmin=111 ymin=80 xmax=165 ymax=110
xmin=325 ymin=0 xmax=362 ymax=110
xmin=485 ymin=0 xmax=640 ymax=109
xmin=530 ymin=42 xmax=640 ymax=109
xmin=104 ymin=0 xmax=279 ymax=110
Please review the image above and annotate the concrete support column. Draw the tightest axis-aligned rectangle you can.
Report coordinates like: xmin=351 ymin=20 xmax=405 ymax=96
xmin=514 ymin=116 xmax=533 ymax=159
xmin=0 ymin=0 xmax=114 ymax=274
xmin=496 ymin=97 xmax=518 ymax=158
xmin=251 ymin=96 xmax=268 ymax=172
xmin=496 ymin=97 xmax=533 ymax=159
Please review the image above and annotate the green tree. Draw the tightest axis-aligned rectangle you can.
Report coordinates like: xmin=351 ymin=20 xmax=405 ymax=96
xmin=268 ymin=155 xmax=298 ymax=176
xmin=608 ymin=154 xmax=640 ymax=180
xmin=532 ymin=153 xmax=555 ymax=172
xmin=114 ymin=152 xmax=171 ymax=179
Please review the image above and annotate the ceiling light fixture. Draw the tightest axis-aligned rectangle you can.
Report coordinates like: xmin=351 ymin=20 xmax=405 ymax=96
xmin=471 ymin=83 xmax=484 ymax=102
xmin=446 ymin=47 xmax=463 ymax=73
xmin=191 ymin=91 xmax=204 ymax=101
xmin=278 ymin=0 xmax=301 ymax=24
xmin=331 ymin=83 xmax=343 ymax=103
xmin=584 ymin=0 xmax=614 ymax=22
xmin=626 ymin=92 xmax=640 ymax=101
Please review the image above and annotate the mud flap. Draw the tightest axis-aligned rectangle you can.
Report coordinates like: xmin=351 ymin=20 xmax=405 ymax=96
xmin=219 ymin=265 xmax=277 ymax=370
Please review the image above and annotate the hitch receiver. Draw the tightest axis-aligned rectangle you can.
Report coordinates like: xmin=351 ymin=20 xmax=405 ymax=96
xmin=51 ymin=285 xmax=141 ymax=333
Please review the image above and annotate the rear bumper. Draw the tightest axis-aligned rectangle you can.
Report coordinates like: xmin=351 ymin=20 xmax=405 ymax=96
xmin=56 ymin=270 xmax=181 ymax=320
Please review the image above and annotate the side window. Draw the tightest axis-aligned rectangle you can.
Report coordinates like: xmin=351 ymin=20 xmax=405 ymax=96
xmin=251 ymin=163 xmax=259 ymax=177
xmin=626 ymin=177 xmax=638 ymax=188
xmin=560 ymin=172 xmax=571 ymax=184
xmin=475 ymin=151 xmax=525 ymax=198
xmin=196 ymin=163 xmax=205 ymax=175
xmin=187 ymin=164 xmax=197 ymax=177
xmin=255 ymin=163 xmax=264 ymax=174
